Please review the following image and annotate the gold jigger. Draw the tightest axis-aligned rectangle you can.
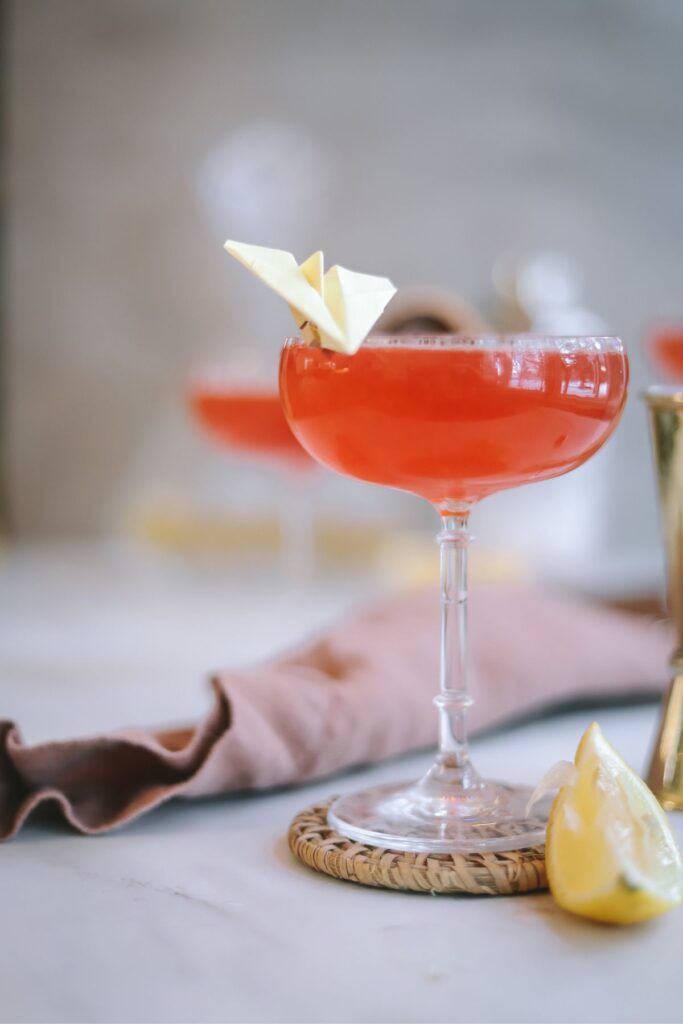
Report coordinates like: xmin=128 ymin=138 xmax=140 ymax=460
xmin=644 ymin=387 xmax=683 ymax=809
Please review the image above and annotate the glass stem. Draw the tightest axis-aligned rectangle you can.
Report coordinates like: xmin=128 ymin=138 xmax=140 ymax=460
xmin=436 ymin=511 xmax=475 ymax=776
xmin=279 ymin=469 xmax=315 ymax=584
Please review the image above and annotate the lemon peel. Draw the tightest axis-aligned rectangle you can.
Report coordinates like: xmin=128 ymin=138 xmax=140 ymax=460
xmin=525 ymin=760 xmax=577 ymax=817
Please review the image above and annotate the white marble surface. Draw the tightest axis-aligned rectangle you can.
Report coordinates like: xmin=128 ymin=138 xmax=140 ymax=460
xmin=1 ymin=543 xmax=682 ymax=1024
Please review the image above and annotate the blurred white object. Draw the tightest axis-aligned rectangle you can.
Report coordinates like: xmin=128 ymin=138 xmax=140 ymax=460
xmin=179 ymin=122 xmax=334 ymax=570
xmin=493 ymin=251 xmax=608 ymax=335
xmin=195 ymin=119 xmax=331 ymax=246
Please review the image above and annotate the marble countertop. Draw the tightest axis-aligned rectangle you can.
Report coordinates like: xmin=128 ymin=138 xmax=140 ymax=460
xmin=2 ymin=542 xmax=681 ymax=1024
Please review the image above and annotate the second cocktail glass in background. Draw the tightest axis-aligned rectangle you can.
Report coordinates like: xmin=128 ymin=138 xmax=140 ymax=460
xmin=189 ymin=358 xmax=316 ymax=581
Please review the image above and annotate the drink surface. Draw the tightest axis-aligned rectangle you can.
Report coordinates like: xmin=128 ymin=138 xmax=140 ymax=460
xmin=280 ymin=340 xmax=628 ymax=505
xmin=190 ymin=386 xmax=310 ymax=468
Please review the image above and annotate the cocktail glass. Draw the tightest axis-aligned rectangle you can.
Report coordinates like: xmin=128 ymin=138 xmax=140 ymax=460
xmin=280 ymin=334 xmax=628 ymax=852
xmin=189 ymin=367 xmax=316 ymax=580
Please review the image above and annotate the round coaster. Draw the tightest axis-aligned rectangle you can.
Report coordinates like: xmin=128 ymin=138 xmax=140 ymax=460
xmin=288 ymin=799 xmax=547 ymax=896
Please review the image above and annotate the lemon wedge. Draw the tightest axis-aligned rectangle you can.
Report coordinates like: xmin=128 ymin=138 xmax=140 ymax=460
xmin=545 ymin=722 xmax=683 ymax=924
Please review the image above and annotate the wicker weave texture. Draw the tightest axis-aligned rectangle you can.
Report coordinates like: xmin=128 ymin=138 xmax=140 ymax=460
xmin=289 ymin=800 xmax=547 ymax=896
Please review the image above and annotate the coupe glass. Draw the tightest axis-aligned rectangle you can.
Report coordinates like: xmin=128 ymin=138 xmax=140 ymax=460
xmin=189 ymin=363 xmax=316 ymax=580
xmin=279 ymin=334 xmax=628 ymax=853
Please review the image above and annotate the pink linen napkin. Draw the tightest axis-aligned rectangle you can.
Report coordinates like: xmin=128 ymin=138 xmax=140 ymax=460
xmin=0 ymin=584 xmax=671 ymax=840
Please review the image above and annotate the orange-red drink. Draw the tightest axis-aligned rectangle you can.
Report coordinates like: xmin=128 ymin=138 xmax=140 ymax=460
xmin=190 ymin=386 xmax=311 ymax=470
xmin=647 ymin=325 xmax=683 ymax=383
xmin=280 ymin=339 xmax=628 ymax=506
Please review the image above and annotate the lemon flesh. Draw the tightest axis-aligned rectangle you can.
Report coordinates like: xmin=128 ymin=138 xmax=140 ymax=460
xmin=546 ymin=722 xmax=683 ymax=924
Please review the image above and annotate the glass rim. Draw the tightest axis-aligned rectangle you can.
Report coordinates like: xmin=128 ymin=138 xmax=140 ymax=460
xmin=284 ymin=333 xmax=624 ymax=351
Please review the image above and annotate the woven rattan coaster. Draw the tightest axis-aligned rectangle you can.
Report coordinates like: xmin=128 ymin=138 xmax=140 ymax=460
xmin=288 ymin=799 xmax=547 ymax=896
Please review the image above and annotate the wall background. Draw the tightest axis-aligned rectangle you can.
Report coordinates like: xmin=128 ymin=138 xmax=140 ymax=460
xmin=6 ymin=0 xmax=683 ymax=585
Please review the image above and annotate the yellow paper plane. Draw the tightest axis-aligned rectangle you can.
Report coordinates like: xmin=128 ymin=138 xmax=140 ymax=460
xmin=224 ymin=240 xmax=396 ymax=354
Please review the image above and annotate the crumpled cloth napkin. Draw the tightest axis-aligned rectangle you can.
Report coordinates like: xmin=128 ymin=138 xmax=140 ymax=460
xmin=0 ymin=584 xmax=671 ymax=840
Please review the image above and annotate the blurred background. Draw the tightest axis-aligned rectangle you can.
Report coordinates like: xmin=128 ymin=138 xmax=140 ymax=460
xmin=5 ymin=0 xmax=683 ymax=598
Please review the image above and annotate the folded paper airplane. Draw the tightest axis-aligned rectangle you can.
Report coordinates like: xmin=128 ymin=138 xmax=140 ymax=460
xmin=224 ymin=240 xmax=396 ymax=354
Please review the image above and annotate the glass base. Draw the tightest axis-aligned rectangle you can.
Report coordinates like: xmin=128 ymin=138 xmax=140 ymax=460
xmin=328 ymin=779 xmax=550 ymax=853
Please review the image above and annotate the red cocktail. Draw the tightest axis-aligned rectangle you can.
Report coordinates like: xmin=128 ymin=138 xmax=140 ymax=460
xmin=190 ymin=385 xmax=311 ymax=470
xmin=281 ymin=342 xmax=626 ymax=505
xmin=280 ymin=335 xmax=629 ymax=852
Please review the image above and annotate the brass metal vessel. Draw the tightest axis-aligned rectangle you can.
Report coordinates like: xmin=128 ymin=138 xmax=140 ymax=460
xmin=644 ymin=387 xmax=683 ymax=808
